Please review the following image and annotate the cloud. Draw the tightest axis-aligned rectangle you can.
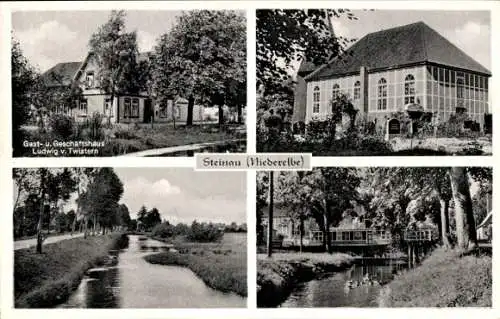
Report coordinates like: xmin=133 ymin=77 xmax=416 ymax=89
xmin=442 ymin=21 xmax=490 ymax=69
xmin=121 ymin=176 xmax=244 ymax=224
xmin=15 ymin=20 xmax=80 ymax=72
xmin=126 ymin=177 xmax=181 ymax=198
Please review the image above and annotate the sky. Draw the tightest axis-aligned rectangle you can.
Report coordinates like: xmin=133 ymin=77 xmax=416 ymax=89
xmin=12 ymin=10 xmax=183 ymax=72
xmin=291 ymin=9 xmax=491 ymax=73
xmin=12 ymin=10 xmax=490 ymax=74
xmin=113 ymin=168 xmax=247 ymax=225
xmin=14 ymin=168 xmax=247 ymax=225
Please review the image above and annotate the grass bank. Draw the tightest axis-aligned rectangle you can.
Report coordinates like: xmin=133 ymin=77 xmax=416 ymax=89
xmin=257 ymin=253 xmax=354 ymax=307
xmin=144 ymin=233 xmax=247 ymax=297
xmin=14 ymin=233 xmax=128 ymax=308
xmin=378 ymin=248 xmax=492 ymax=307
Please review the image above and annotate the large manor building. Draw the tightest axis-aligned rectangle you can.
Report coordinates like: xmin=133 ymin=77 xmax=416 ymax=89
xmin=296 ymin=21 xmax=491 ymax=131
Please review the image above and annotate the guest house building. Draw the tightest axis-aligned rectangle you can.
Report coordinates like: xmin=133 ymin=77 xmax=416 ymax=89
xmin=299 ymin=21 xmax=491 ymax=131
xmin=42 ymin=51 xmax=204 ymax=124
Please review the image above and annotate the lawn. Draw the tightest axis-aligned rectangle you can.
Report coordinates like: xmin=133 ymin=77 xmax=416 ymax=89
xmin=144 ymin=233 xmax=247 ymax=296
xmin=18 ymin=123 xmax=246 ymax=157
xmin=378 ymin=247 xmax=492 ymax=307
xmin=14 ymin=234 xmax=127 ymax=308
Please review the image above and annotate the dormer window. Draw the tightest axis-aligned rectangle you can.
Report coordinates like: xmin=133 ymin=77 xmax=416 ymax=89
xmin=85 ymin=71 xmax=94 ymax=88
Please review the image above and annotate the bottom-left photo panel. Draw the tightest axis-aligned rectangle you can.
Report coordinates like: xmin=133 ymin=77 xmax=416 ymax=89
xmin=13 ymin=167 xmax=247 ymax=308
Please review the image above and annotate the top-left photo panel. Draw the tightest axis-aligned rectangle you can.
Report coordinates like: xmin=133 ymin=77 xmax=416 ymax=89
xmin=11 ymin=10 xmax=247 ymax=157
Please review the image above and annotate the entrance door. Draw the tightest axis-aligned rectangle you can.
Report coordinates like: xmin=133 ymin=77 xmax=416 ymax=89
xmin=143 ymin=99 xmax=153 ymax=123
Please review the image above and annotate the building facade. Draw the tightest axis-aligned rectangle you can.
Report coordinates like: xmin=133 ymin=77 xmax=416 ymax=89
xmin=43 ymin=52 xmax=204 ymax=124
xmin=301 ymin=22 xmax=491 ymax=131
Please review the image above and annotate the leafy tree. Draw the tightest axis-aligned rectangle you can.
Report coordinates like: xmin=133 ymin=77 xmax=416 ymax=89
xmin=80 ymin=168 xmax=124 ymax=236
xmin=275 ymin=171 xmax=312 ymax=252
xmin=12 ymin=36 xmax=38 ymax=155
xmin=144 ymin=207 xmax=162 ymax=231
xmin=256 ymin=9 xmax=357 ymax=94
xmin=301 ymin=168 xmax=360 ymax=252
xmin=256 ymin=172 xmax=269 ymax=245
xmin=152 ymin=10 xmax=246 ymax=126
xmin=116 ymin=204 xmax=131 ymax=229
xmin=89 ymin=10 xmax=147 ymax=124
xmin=137 ymin=205 xmax=148 ymax=227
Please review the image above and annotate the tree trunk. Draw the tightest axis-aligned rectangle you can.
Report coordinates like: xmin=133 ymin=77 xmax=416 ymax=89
xmin=439 ymin=197 xmax=452 ymax=248
xmin=267 ymin=171 xmax=274 ymax=257
xmin=36 ymin=171 xmax=47 ymax=254
xmin=218 ymin=104 xmax=224 ymax=129
xmin=299 ymin=217 xmax=304 ymax=253
xmin=449 ymin=167 xmax=477 ymax=250
xmin=83 ymin=215 xmax=88 ymax=239
xmin=323 ymin=213 xmax=331 ymax=253
xmin=186 ymin=96 xmax=194 ymax=126
xmin=36 ymin=194 xmax=45 ymax=254
xmin=237 ymin=105 xmax=243 ymax=124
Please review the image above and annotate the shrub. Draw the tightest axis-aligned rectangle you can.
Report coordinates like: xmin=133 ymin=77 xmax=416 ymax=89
xmin=188 ymin=221 xmax=224 ymax=242
xmin=151 ymin=222 xmax=175 ymax=238
xmin=49 ymin=114 xmax=74 ymax=140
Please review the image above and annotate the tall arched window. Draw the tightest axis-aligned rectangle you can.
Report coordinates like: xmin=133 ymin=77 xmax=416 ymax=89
xmin=377 ymin=78 xmax=387 ymax=110
xmin=353 ymin=81 xmax=361 ymax=100
xmin=332 ymin=84 xmax=340 ymax=100
xmin=312 ymin=86 xmax=320 ymax=113
xmin=404 ymin=74 xmax=415 ymax=104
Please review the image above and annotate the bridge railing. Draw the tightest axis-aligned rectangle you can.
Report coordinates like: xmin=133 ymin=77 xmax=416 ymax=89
xmin=307 ymin=229 xmax=393 ymax=245
xmin=404 ymin=229 xmax=433 ymax=241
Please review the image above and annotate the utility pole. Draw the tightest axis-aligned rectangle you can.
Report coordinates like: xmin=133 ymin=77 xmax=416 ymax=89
xmin=267 ymin=171 xmax=274 ymax=257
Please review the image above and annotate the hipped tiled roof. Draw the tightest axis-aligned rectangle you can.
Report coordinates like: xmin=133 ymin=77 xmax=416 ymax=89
xmin=306 ymin=21 xmax=491 ymax=82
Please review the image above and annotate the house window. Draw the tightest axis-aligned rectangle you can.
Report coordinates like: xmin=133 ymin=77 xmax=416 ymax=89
xmin=457 ymin=78 xmax=465 ymax=99
xmin=312 ymin=86 xmax=320 ymax=113
xmin=124 ymin=98 xmax=131 ymax=118
xmin=85 ymin=72 xmax=94 ymax=88
xmin=377 ymin=78 xmax=387 ymax=110
xmin=79 ymin=99 xmax=88 ymax=115
xmin=312 ymin=231 xmax=323 ymax=242
xmin=131 ymin=98 xmax=140 ymax=118
xmin=332 ymin=83 xmax=340 ymax=100
xmin=104 ymin=98 xmax=113 ymax=117
xmin=404 ymin=74 xmax=416 ymax=104
xmin=353 ymin=81 xmax=361 ymax=100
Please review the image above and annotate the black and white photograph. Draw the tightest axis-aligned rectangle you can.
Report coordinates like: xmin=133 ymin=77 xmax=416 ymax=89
xmin=256 ymin=167 xmax=492 ymax=307
xmin=13 ymin=167 xmax=247 ymax=308
xmin=257 ymin=10 xmax=492 ymax=156
xmin=12 ymin=10 xmax=246 ymax=157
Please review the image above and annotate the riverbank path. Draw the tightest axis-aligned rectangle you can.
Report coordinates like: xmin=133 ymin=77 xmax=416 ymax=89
xmin=14 ymin=232 xmax=85 ymax=250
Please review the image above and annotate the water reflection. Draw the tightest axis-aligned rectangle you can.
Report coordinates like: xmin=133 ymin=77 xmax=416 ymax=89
xmin=281 ymin=259 xmax=407 ymax=308
xmin=59 ymin=235 xmax=246 ymax=308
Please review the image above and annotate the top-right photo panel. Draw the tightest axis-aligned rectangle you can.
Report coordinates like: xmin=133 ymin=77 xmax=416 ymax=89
xmin=256 ymin=10 xmax=491 ymax=156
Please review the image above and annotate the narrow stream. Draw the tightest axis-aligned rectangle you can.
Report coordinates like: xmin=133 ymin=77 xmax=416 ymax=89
xmin=280 ymin=259 xmax=407 ymax=307
xmin=59 ymin=235 xmax=246 ymax=308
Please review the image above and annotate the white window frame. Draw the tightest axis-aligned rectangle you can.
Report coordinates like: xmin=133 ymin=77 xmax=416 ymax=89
xmin=404 ymin=74 xmax=416 ymax=104
xmin=377 ymin=78 xmax=388 ymax=110
xmin=353 ymin=81 xmax=361 ymax=100
xmin=312 ymin=86 xmax=320 ymax=114
xmin=131 ymin=98 xmax=140 ymax=118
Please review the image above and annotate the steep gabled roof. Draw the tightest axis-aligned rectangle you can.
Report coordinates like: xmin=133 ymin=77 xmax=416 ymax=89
xmin=43 ymin=51 xmax=154 ymax=87
xmin=42 ymin=62 xmax=82 ymax=87
xmin=306 ymin=21 xmax=491 ymax=82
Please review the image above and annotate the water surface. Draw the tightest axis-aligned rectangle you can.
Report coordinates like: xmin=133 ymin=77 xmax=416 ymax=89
xmin=59 ymin=235 xmax=246 ymax=308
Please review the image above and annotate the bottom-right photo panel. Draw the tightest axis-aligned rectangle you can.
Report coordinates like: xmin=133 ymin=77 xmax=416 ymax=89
xmin=256 ymin=167 xmax=492 ymax=308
